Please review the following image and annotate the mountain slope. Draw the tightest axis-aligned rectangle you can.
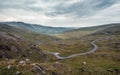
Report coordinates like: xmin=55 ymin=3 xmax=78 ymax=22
xmin=1 ymin=22 xmax=74 ymax=34
xmin=55 ymin=23 xmax=120 ymax=39
xmin=0 ymin=24 xmax=48 ymax=62
xmin=0 ymin=23 xmax=59 ymax=43
xmin=0 ymin=23 xmax=70 ymax=75
xmin=92 ymin=25 xmax=120 ymax=35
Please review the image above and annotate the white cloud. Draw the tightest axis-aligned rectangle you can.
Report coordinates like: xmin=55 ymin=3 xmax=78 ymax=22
xmin=0 ymin=0 xmax=120 ymax=27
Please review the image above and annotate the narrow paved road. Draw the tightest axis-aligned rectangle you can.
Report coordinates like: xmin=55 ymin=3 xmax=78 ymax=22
xmin=45 ymin=39 xmax=98 ymax=60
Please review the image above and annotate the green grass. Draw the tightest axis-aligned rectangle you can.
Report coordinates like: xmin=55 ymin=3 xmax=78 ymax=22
xmin=41 ymin=39 xmax=92 ymax=56
xmin=41 ymin=34 xmax=120 ymax=75
xmin=57 ymin=35 xmax=120 ymax=75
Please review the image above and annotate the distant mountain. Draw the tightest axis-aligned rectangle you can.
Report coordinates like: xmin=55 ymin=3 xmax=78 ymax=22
xmin=0 ymin=23 xmax=59 ymax=43
xmin=55 ymin=23 xmax=120 ymax=39
xmin=0 ymin=22 xmax=74 ymax=34
xmin=92 ymin=25 xmax=120 ymax=35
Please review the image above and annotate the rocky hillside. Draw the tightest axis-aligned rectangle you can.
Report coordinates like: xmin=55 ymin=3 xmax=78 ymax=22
xmin=0 ymin=24 xmax=49 ymax=62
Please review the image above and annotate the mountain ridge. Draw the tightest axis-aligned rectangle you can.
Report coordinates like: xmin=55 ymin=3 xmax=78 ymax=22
xmin=55 ymin=23 xmax=120 ymax=39
xmin=0 ymin=21 xmax=75 ymax=34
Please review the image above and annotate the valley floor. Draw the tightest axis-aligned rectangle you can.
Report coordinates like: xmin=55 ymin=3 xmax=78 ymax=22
xmin=41 ymin=34 xmax=120 ymax=75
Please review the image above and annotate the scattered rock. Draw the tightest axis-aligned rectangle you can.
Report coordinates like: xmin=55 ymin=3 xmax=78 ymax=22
xmin=25 ymin=58 xmax=30 ymax=64
xmin=33 ymin=65 xmax=46 ymax=75
xmin=19 ymin=60 xmax=26 ymax=66
xmin=7 ymin=64 xmax=12 ymax=69
xmin=114 ymin=68 xmax=120 ymax=75
xmin=15 ymin=71 xmax=22 ymax=75
xmin=51 ymin=71 xmax=57 ymax=75
xmin=107 ymin=69 xmax=113 ymax=73
xmin=10 ymin=46 xmax=18 ymax=52
xmin=52 ymin=62 xmax=63 ymax=69
xmin=82 ymin=61 xmax=86 ymax=65
xmin=80 ymin=67 xmax=87 ymax=72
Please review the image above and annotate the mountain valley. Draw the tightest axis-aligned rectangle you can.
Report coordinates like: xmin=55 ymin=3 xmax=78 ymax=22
xmin=0 ymin=22 xmax=120 ymax=75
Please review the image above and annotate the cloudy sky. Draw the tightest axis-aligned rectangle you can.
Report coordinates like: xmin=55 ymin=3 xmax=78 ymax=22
xmin=0 ymin=0 xmax=120 ymax=27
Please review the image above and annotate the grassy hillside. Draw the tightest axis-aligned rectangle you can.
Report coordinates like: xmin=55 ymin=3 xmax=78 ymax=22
xmin=55 ymin=23 xmax=120 ymax=39
xmin=92 ymin=25 xmax=120 ymax=35
xmin=0 ymin=23 xmax=59 ymax=43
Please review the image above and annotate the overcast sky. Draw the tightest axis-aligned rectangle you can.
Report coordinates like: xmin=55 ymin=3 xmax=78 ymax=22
xmin=0 ymin=0 xmax=120 ymax=27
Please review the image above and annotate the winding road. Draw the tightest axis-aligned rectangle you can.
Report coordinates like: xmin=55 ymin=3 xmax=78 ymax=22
xmin=45 ymin=39 xmax=98 ymax=60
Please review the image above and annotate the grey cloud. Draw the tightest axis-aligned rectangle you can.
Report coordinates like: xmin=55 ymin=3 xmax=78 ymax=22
xmin=0 ymin=0 xmax=118 ymax=15
xmin=94 ymin=0 xmax=116 ymax=9
xmin=47 ymin=0 xmax=117 ymax=17
xmin=0 ymin=0 xmax=42 ymax=12
xmin=0 ymin=0 xmax=120 ymax=27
